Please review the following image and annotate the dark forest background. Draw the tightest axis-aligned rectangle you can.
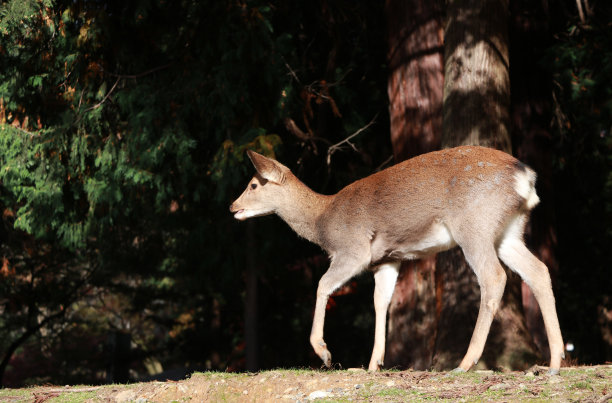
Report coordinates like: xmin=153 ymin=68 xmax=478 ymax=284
xmin=0 ymin=0 xmax=610 ymax=387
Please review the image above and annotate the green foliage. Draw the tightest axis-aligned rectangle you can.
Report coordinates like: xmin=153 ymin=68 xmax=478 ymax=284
xmin=0 ymin=0 xmax=389 ymax=385
xmin=546 ymin=1 xmax=612 ymax=364
xmin=0 ymin=0 xmax=609 ymax=387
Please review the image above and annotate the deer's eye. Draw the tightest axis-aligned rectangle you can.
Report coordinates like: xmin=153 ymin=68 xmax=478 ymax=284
xmin=251 ymin=183 xmax=257 ymax=190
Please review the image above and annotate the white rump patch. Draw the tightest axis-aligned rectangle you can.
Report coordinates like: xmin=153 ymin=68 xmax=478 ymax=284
xmin=514 ymin=169 xmax=540 ymax=209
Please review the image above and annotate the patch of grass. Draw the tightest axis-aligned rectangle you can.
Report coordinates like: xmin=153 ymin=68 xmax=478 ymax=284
xmin=192 ymin=371 xmax=229 ymax=379
xmin=539 ymin=388 xmax=552 ymax=398
xmin=376 ymin=387 xmax=407 ymax=397
xmin=0 ymin=388 xmax=31 ymax=403
xmin=483 ymin=388 xmax=505 ymax=399
xmin=191 ymin=371 xmax=249 ymax=380
xmin=445 ymin=370 xmax=487 ymax=384
xmin=274 ymin=368 xmax=321 ymax=376
xmin=408 ymin=389 xmax=430 ymax=399
xmin=568 ymin=381 xmax=594 ymax=391
xmin=48 ymin=391 xmax=99 ymax=403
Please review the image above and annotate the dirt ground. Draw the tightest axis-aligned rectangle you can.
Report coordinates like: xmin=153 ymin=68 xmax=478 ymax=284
xmin=1 ymin=365 xmax=610 ymax=402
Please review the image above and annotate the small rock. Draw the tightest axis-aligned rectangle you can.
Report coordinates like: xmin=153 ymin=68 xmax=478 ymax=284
xmin=525 ymin=371 xmax=535 ymax=377
xmin=308 ymin=390 xmax=332 ymax=400
xmin=354 ymin=384 xmax=363 ymax=390
xmin=489 ymin=383 xmax=509 ymax=391
xmin=386 ymin=380 xmax=395 ymax=387
xmin=243 ymin=390 xmax=248 ymax=395
xmin=115 ymin=390 xmax=136 ymax=402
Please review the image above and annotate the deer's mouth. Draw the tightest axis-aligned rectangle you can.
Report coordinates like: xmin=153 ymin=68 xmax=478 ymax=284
xmin=229 ymin=203 xmax=246 ymax=220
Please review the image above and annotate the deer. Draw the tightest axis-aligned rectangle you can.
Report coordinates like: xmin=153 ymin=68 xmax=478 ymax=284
xmin=229 ymin=146 xmax=565 ymax=375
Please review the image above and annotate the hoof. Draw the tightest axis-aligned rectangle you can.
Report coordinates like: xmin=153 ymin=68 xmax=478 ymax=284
xmin=547 ymin=368 xmax=560 ymax=376
xmin=320 ymin=350 xmax=332 ymax=368
xmin=367 ymin=360 xmax=382 ymax=372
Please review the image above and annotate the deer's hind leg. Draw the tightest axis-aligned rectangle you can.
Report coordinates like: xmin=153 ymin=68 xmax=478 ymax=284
xmin=497 ymin=214 xmax=564 ymax=374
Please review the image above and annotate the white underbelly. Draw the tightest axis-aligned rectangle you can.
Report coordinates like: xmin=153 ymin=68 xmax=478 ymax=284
xmin=370 ymin=221 xmax=456 ymax=262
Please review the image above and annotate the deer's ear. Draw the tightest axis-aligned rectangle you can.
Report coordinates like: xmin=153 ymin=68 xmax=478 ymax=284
xmin=247 ymin=150 xmax=286 ymax=184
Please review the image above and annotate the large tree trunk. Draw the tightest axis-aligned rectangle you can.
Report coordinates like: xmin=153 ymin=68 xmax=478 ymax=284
xmin=384 ymin=0 xmax=444 ymax=369
xmin=434 ymin=0 xmax=538 ymax=370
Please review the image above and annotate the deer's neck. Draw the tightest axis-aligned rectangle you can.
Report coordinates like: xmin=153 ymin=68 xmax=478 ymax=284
xmin=276 ymin=178 xmax=333 ymax=245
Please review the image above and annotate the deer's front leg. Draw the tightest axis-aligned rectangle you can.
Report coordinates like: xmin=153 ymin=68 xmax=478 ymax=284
xmin=310 ymin=256 xmax=368 ymax=368
xmin=368 ymin=262 xmax=400 ymax=371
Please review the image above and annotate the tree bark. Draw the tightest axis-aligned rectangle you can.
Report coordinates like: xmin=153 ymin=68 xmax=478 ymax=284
xmin=384 ymin=0 xmax=444 ymax=369
xmin=434 ymin=0 xmax=538 ymax=370
xmin=386 ymin=0 xmax=444 ymax=160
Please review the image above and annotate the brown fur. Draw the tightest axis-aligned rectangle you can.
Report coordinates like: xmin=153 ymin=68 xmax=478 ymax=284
xmin=230 ymin=146 xmax=564 ymax=373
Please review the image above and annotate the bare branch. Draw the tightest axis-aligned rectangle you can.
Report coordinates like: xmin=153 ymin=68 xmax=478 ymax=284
xmin=98 ymin=62 xmax=173 ymax=79
xmin=576 ymin=0 xmax=586 ymax=23
xmin=326 ymin=68 xmax=352 ymax=88
xmin=583 ymin=0 xmax=593 ymax=16
xmin=326 ymin=113 xmax=378 ymax=166
xmin=284 ymin=60 xmax=301 ymax=84
xmin=284 ymin=118 xmax=333 ymax=155
xmin=375 ymin=155 xmax=395 ymax=172
xmin=284 ymin=118 xmax=310 ymax=141
xmin=83 ymin=78 xmax=121 ymax=113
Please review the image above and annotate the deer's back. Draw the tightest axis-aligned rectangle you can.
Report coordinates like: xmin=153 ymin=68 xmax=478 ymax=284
xmin=317 ymin=146 xmax=531 ymax=261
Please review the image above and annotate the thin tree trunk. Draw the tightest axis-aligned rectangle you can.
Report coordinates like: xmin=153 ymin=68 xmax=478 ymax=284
xmin=434 ymin=0 xmax=538 ymax=370
xmin=245 ymin=221 xmax=259 ymax=371
xmin=384 ymin=0 xmax=444 ymax=369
